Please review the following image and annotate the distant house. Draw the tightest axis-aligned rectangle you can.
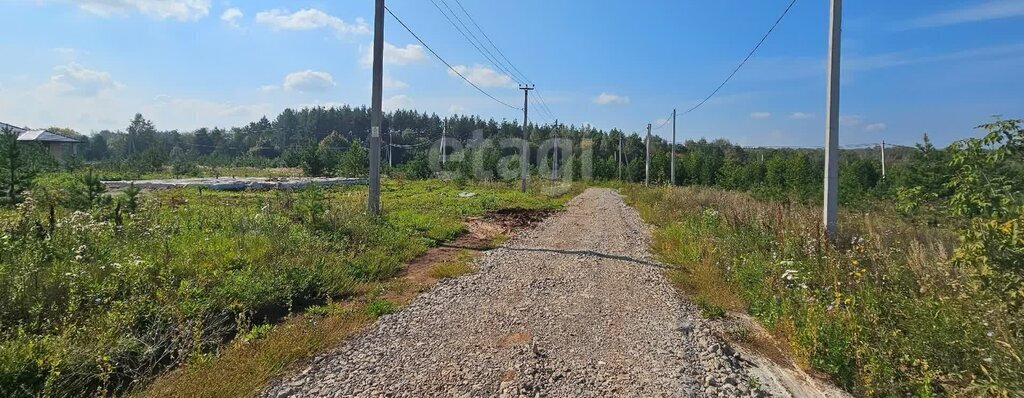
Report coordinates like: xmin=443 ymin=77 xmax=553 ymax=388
xmin=17 ymin=129 xmax=82 ymax=159
xmin=0 ymin=121 xmax=29 ymax=135
xmin=2 ymin=121 xmax=83 ymax=159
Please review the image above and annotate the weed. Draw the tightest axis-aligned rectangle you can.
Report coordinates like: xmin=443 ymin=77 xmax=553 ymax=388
xmin=695 ymin=298 xmax=726 ymax=319
xmin=747 ymin=375 xmax=762 ymax=390
xmin=364 ymin=299 xmax=396 ymax=318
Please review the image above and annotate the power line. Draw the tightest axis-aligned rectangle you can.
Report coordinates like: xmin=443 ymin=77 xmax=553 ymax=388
xmin=533 ymin=91 xmax=558 ymax=122
xmin=681 ymin=0 xmax=797 ymax=116
xmin=438 ymin=0 xmax=523 ymax=84
xmin=449 ymin=0 xmax=533 ymax=84
xmin=652 ymin=110 xmax=674 ymax=130
xmin=443 ymin=0 xmax=565 ymax=125
xmin=385 ymin=6 xmax=521 ymax=111
xmin=427 ymin=0 xmax=521 ymax=84
xmin=529 ymin=96 xmax=552 ymax=125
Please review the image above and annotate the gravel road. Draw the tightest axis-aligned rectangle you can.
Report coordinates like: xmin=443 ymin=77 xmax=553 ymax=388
xmin=264 ymin=188 xmax=764 ymax=397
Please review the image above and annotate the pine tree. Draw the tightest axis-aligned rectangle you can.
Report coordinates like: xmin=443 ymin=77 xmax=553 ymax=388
xmin=0 ymin=127 xmax=33 ymax=203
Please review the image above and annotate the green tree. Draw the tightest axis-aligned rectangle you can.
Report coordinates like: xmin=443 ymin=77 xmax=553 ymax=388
xmin=947 ymin=119 xmax=1024 ymax=309
xmin=298 ymin=145 xmax=330 ymax=177
xmin=338 ymin=140 xmax=368 ymax=177
xmin=0 ymin=127 xmax=34 ymax=203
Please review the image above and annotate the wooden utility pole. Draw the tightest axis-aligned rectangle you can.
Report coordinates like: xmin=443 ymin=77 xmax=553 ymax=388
xmin=645 ymin=123 xmax=651 ymax=187
xmin=519 ymin=84 xmax=534 ymax=192
xmin=823 ymin=0 xmax=842 ymax=239
xmin=368 ymin=0 xmax=384 ymax=215
xmin=670 ymin=109 xmax=677 ymax=186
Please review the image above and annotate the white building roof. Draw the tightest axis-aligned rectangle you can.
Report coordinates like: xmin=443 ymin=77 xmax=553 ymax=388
xmin=17 ymin=130 xmax=81 ymax=143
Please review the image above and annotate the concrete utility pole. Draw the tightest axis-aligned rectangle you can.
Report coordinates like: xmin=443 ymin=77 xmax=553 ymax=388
xmin=519 ymin=84 xmax=534 ymax=192
xmin=880 ymin=140 xmax=886 ymax=180
xmin=671 ymin=109 xmax=677 ymax=186
xmin=618 ymin=134 xmax=623 ymax=180
xmin=645 ymin=123 xmax=652 ymax=187
xmin=441 ymin=120 xmax=447 ymax=166
xmin=552 ymin=120 xmax=559 ymax=180
xmin=388 ymin=130 xmax=393 ymax=168
xmin=368 ymin=0 xmax=384 ymax=215
xmin=823 ymin=0 xmax=842 ymax=239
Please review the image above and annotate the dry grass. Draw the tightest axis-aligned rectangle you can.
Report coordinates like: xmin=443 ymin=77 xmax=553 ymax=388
xmin=429 ymin=256 xmax=475 ymax=279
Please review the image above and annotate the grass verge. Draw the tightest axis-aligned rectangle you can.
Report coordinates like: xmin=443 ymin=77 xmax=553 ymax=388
xmin=623 ymin=185 xmax=1022 ymax=397
xmin=1 ymin=177 xmax=577 ymax=397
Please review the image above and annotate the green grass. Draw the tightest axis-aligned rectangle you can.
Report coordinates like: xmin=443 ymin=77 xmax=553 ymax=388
xmin=364 ymin=299 xmax=397 ymax=318
xmin=624 ymin=185 xmax=1022 ymax=397
xmin=0 ymin=177 xmax=578 ymax=397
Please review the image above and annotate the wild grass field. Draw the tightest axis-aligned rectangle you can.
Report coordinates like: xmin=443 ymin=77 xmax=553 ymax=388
xmin=0 ymin=177 xmax=578 ymax=397
xmin=625 ymin=185 xmax=1022 ymax=397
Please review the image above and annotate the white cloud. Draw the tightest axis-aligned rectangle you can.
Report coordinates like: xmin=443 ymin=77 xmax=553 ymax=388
xmin=840 ymin=115 xmax=864 ymax=127
xmin=361 ymin=42 xmax=428 ymax=67
xmin=383 ymin=94 xmax=411 ymax=111
xmin=790 ymin=112 xmax=814 ymax=120
xmin=282 ymin=70 xmax=336 ymax=93
xmin=902 ymin=0 xmax=1024 ymax=29
xmin=383 ymin=75 xmax=408 ymax=90
xmin=864 ymin=123 xmax=887 ymax=132
xmin=221 ymin=7 xmax=243 ymax=27
xmin=40 ymin=63 xmax=120 ymax=97
xmin=255 ymin=8 xmax=368 ymax=37
xmin=592 ymin=92 xmax=630 ymax=105
xmin=448 ymin=104 xmax=466 ymax=114
xmin=75 ymin=0 xmax=211 ymax=21
xmin=448 ymin=65 xmax=514 ymax=88
xmin=258 ymin=85 xmax=279 ymax=93
xmin=750 ymin=112 xmax=772 ymax=119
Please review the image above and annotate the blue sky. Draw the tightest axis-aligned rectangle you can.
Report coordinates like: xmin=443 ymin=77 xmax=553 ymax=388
xmin=1 ymin=0 xmax=1022 ymax=147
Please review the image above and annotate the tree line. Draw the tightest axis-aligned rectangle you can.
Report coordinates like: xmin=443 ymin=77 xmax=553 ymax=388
xmin=0 ymin=105 xmax=1012 ymax=209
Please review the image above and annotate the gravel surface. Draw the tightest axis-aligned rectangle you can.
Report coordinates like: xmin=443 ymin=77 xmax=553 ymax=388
xmin=264 ymin=188 xmax=766 ymax=397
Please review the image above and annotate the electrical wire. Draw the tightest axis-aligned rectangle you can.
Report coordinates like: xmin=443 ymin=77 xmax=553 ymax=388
xmin=450 ymin=0 xmax=533 ymax=84
xmin=427 ymin=0 xmax=521 ymax=84
xmin=681 ymin=0 xmax=797 ymax=117
xmin=652 ymin=110 xmax=674 ymax=130
xmin=440 ymin=0 xmax=565 ymax=125
xmin=385 ymin=6 xmax=521 ymax=111
xmin=533 ymin=91 xmax=558 ymax=122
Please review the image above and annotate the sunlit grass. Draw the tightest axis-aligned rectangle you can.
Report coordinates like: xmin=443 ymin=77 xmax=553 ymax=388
xmin=0 ymin=177 xmax=578 ymax=397
xmin=624 ymin=185 xmax=1021 ymax=396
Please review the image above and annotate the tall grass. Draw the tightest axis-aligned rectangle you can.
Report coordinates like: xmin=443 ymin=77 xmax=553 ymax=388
xmin=624 ymin=185 xmax=1022 ymax=397
xmin=0 ymin=178 xmax=575 ymax=397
